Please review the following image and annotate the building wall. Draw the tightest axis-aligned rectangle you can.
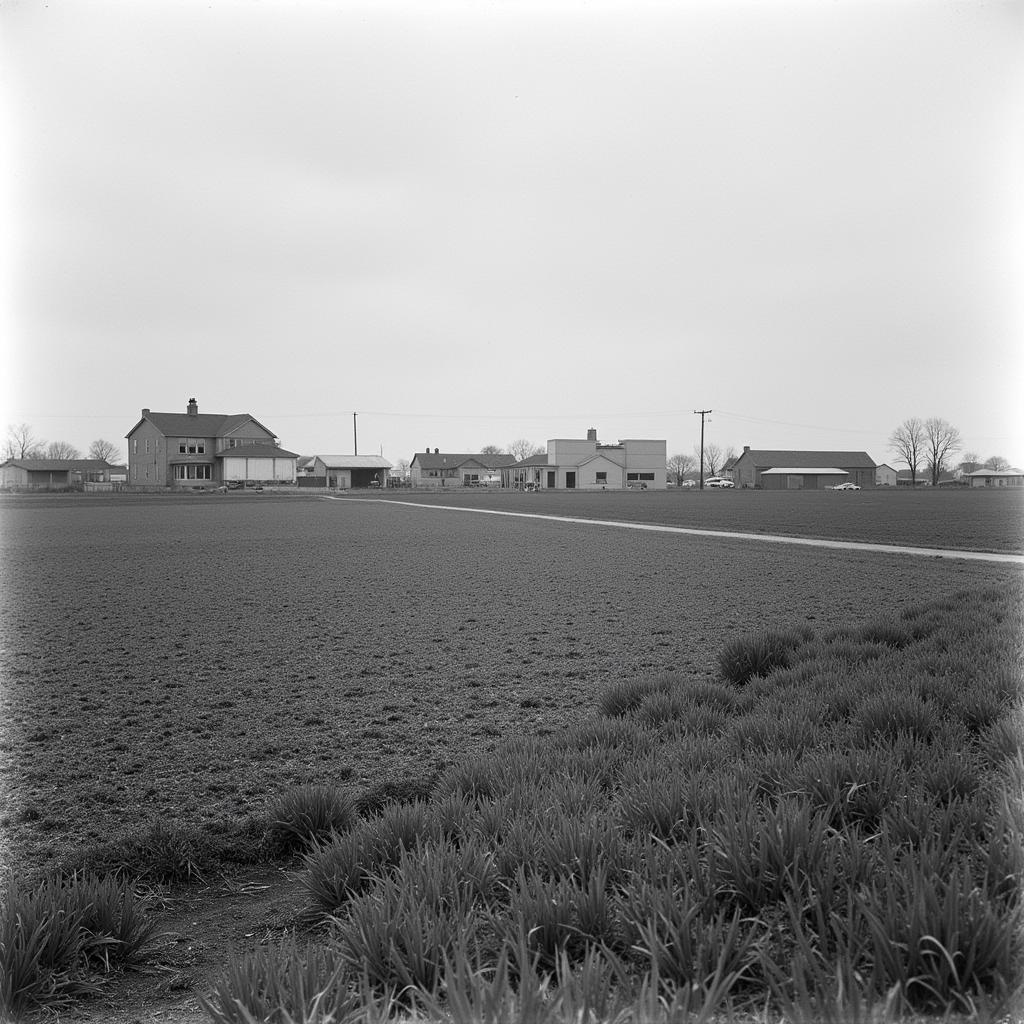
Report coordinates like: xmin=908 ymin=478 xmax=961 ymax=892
xmin=577 ymin=454 xmax=624 ymax=489
xmin=222 ymin=455 xmax=296 ymax=483
xmin=128 ymin=420 xmax=177 ymax=486
xmin=876 ymin=466 xmax=898 ymax=486
xmin=0 ymin=465 xmax=28 ymax=487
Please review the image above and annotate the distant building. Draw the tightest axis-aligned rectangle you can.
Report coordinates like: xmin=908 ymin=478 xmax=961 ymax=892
xmin=509 ymin=429 xmax=667 ymax=490
xmin=0 ymin=459 xmax=115 ymax=490
xmin=410 ymin=450 xmax=517 ymax=487
xmin=875 ymin=463 xmax=898 ymax=487
xmin=967 ymin=468 xmax=1024 ymax=488
xmin=731 ymin=447 xmax=876 ymax=489
xmin=126 ymin=397 xmax=297 ymax=488
xmin=311 ymin=455 xmax=392 ymax=489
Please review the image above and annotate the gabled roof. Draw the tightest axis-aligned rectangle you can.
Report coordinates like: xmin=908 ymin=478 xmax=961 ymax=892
xmin=1 ymin=459 xmax=113 ymax=471
xmin=126 ymin=411 xmax=276 ymax=440
xmin=760 ymin=467 xmax=848 ymax=476
xmin=215 ymin=444 xmax=299 ymax=459
xmin=968 ymin=468 xmax=1023 ymax=477
xmin=578 ymin=451 xmax=625 ymax=468
xmin=411 ymin=452 xmax=518 ymax=470
xmin=313 ymin=455 xmax=392 ymax=469
xmin=740 ymin=449 xmax=876 ymax=469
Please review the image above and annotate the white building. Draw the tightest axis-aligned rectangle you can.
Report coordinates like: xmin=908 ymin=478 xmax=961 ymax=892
xmin=508 ymin=429 xmax=667 ymax=490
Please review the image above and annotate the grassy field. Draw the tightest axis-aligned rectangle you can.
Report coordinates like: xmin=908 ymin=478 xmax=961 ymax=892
xmin=0 ymin=490 xmax=1021 ymax=1020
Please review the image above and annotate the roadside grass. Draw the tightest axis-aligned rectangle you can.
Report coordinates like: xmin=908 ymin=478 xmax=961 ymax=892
xmin=3 ymin=583 xmax=1021 ymax=1022
xmin=212 ymin=583 xmax=1021 ymax=1023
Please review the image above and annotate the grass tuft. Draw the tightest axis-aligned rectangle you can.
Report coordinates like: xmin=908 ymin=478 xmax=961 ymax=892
xmin=265 ymin=784 xmax=358 ymax=857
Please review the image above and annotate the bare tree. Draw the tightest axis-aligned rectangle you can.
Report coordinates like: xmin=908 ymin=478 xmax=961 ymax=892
xmin=889 ymin=417 xmax=926 ymax=486
xmin=88 ymin=439 xmax=121 ymax=463
xmin=479 ymin=444 xmax=505 ymax=455
xmin=983 ymin=455 xmax=1011 ymax=471
xmin=958 ymin=451 xmax=982 ymax=475
xmin=4 ymin=423 xmax=46 ymax=459
xmin=46 ymin=440 xmax=81 ymax=460
xmin=666 ymin=453 xmax=696 ymax=485
xmin=394 ymin=457 xmax=411 ymax=480
xmin=508 ymin=438 xmax=544 ymax=462
xmin=923 ymin=417 xmax=961 ymax=486
xmin=695 ymin=442 xmax=723 ymax=477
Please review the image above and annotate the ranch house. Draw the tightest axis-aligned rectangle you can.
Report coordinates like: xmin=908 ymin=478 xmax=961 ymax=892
xmin=410 ymin=450 xmax=517 ymax=487
xmin=731 ymin=447 xmax=877 ymax=489
xmin=126 ymin=398 xmax=298 ymax=488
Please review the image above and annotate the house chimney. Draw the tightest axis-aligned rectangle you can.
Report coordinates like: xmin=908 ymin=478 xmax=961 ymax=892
xmin=587 ymin=428 xmax=597 ymax=442
xmin=434 ymin=448 xmax=439 ymax=454
xmin=187 ymin=398 xmax=198 ymax=416
xmin=743 ymin=445 xmax=750 ymax=453
xmin=141 ymin=408 xmax=150 ymax=416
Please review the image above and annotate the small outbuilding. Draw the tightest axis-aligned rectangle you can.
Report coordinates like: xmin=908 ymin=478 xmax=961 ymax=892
xmin=312 ymin=455 xmax=392 ymax=489
xmin=0 ymin=459 xmax=116 ymax=490
xmin=967 ymin=468 xmax=1024 ymax=488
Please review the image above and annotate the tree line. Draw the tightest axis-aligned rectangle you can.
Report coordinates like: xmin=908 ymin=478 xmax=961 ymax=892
xmin=3 ymin=423 xmax=123 ymax=465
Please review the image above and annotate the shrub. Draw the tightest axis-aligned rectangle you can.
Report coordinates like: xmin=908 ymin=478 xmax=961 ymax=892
xmin=717 ymin=630 xmax=803 ymax=685
xmin=265 ymin=784 xmax=358 ymax=857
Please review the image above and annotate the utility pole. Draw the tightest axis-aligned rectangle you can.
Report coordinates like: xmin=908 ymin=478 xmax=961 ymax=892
xmin=353 ymin=412 xmax=358 ymax=456
xmin=694 ymin=409 xmax=711 ymax=489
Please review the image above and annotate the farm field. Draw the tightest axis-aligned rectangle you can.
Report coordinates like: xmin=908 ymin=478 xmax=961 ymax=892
xmin=0 ymin=489 xmax=1020 ymax=881
xmin=377 ymin=485 xmax=1024 ymax=554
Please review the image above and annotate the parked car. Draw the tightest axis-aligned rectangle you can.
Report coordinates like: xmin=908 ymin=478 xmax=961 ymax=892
xmin=828 ymin=482 xmax=861 ymax=491
xmin=627 ymin=480 xmax=648 ymax=490
xmin=679 ymin=479 xmax=697 ymax=488
xmin=704 ymin=477 xmax=734 ymax=488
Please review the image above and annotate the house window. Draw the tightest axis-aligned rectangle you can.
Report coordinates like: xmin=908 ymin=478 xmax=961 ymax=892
xmin=145 ymin=439 xmax=151 ymax=453
xmin=133 ymin=440 xmax=138 ymax=455
xmin=639 ymin=473 xmax=655 ymax=481
xmin=627 ymin=473 xmax=638 ymax=481
xmin=596 ymin=472 xmax=607 ymax=483
xmin=178 ymin=438 xmax=206 ymax=455
xmin=173 ymin=464 xmax=212 ymax=480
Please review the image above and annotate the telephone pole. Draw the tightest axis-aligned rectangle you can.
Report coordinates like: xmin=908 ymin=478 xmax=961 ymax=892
xmin=694 ymin=409 xmax=711 ymax=489
xmin=353 ymin=412 xmax=358 ymax=456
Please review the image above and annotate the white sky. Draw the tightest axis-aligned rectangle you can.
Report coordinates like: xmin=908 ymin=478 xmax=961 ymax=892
xmin=2 ymin=0 xmax=1022 ymax=466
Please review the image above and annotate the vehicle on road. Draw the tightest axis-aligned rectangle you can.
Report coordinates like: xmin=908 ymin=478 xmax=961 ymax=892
xmin=828 ymin=482 xmax=861 ymax=491
xmin=704 ymin=477 xmax=735 ymax=488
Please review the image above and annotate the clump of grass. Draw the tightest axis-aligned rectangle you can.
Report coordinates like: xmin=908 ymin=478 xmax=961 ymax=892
xmin=356 ymin=772 xmax=439 ymax=815
xmin=717 ymin=630 xmax=804 ymax=685
xmin=200 ymin=935 xmax=397 ymax=1024
xmin=65 ymin=820 xmax=216 ymax=883
xmin=265 ymin=784 xmax=358 ymax=857
xmin=0 ymin=872 xmax=161 ymax=1017
xmin=596 ymin=673 xmax=674 ymax=718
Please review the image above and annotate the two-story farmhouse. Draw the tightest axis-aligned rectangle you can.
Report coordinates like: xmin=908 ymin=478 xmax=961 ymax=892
xmin=731 ymin=447 xmax=877 ymax=489
xmin=126 ymin=398 xmax=298 ymax=487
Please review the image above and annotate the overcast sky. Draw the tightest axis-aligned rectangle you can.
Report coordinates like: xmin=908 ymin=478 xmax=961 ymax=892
xmin=2 ymin=0 xmax=1022 ymax=467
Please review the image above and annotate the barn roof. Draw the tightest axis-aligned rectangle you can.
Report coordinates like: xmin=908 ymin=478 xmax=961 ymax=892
xmin=760 ymin=467 xmax=848 ymax=476
xmin=741 ymin=449 xmax=876 ymax=469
